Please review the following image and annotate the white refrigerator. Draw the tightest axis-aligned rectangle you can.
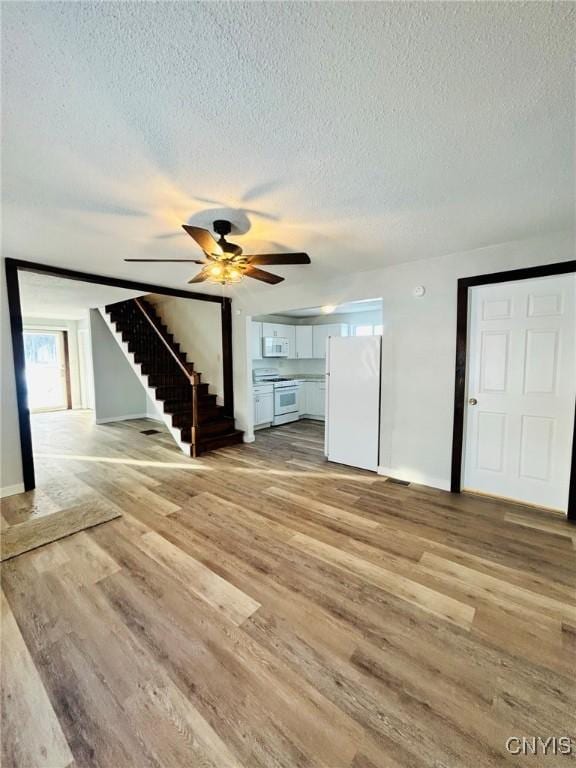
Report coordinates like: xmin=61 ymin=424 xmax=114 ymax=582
xmin=325 ymin=335 xmax=381 ymax=471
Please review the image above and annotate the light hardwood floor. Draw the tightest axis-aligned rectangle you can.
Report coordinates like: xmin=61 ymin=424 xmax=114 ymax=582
xmin=2 ymin=412 xmax=575 ymax=767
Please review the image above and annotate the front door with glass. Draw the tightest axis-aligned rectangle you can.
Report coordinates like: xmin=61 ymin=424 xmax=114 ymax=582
xmin=23 ymin=330 xmax=70 ymax=412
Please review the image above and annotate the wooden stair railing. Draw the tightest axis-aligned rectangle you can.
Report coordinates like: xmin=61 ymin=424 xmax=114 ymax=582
xmin=132 ymin=298 xmax=200 ymax=456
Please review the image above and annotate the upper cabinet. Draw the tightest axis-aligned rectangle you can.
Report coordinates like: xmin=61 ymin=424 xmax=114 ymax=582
xmin=251 ymin=321 xmax=263 ymax=360
xmin=262 ymin=322 xmax=286 ymax=338
xmin=252 ymin=320 xmax=348 ymax=359
xmin=283 ymin=325 xmax=296 ymax=357
xmin=295 ymin=326 xmax=313 ymax=359
xmin=312 ymin=324 xmax=349 ymax=359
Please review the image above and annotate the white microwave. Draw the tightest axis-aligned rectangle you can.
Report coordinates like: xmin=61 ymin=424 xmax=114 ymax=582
xmin=262 ymin=337 xmax=289 ymax=358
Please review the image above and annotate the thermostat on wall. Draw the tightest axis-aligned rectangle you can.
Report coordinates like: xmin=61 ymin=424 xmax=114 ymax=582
xmin=413 ymin=285 xmax=426 ymax=297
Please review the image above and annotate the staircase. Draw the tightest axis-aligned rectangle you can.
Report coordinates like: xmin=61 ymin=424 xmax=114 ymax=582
xmin=101 ymin=298 xmax=243 ymax=457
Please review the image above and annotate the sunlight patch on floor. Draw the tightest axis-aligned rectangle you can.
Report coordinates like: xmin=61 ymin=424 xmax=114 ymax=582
xmin=35 ymin=453 xmax=208 ymax=470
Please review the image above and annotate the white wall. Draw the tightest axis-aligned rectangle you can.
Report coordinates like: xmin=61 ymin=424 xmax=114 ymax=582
xmin=147 ymin=295 xmax=223 ymax=401
xmin=234 ymin=230 xmax=575 ymax=489
xmin=0 ymin=265 xmax=24 ymax=496
xmin=77 ymin=315 xmax=95 ymax=409
xmin=89 ymin=309 xmax=150 ymax=423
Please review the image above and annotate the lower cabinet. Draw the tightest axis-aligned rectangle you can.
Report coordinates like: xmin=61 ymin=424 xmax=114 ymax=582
xmin=298 ymin=380 xmax=325 ymax=420
xmin=254 ymin=381 xmax=325 ymax=428
xmin=254 ymin=388 xmax=274 ymax=426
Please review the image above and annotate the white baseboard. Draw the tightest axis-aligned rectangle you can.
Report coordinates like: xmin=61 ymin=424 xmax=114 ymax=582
xmin=377 ymin=466 xmax=450 ymax=492
xmin=0 ymin=483 xmax=26 ymax=499
xmin=95 ymin=413 xmax=149 ymax=425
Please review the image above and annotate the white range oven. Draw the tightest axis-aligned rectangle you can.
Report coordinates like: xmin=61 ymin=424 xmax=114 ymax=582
xmin=273 ymin=380 xmax=299 ymax=425
xmin=253 ymin=368 xmax=300 ymax=426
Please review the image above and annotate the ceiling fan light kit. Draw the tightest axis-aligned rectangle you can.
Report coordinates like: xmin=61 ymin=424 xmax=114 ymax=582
xmin=125 ymin=219 xmax=311 ymax=286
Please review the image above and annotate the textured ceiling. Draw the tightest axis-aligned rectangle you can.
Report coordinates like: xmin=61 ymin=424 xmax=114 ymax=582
xmin=2 ymin=2 xmax=574 ymax=294
xmin=19 ymin=272 xmax=146 ymax=319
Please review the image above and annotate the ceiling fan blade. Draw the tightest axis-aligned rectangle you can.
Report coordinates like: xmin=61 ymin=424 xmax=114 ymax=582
xmin=182 ymin=225 xmax=223 ymax=257
xmin=124 ymin=259 xmax=205 ymax=263
xmin=244 ymin=265 xmax=284 ymax=284
xmin=187 ymin=268 xmax=210 ymax=284
xmin=245 ymin=252 xmax=310 ymax=266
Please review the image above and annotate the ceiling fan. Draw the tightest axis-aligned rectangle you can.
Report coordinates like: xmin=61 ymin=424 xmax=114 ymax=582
xmin=125 ymin=220 xmax=311 ymax=285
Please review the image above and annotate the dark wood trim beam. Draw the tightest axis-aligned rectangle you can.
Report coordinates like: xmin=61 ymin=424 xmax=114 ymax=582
xmin=5 ymin=260 xmax=35 ymax=491
xmin=221 ymin=298 xmax=234 ymax=419
xmin=5 ymin=258 xmax=224 ymax=304
xmin=569 ymin=405 xmax=576 ymax=523
xmin=450 ymin=258 xmax=576 ymax=522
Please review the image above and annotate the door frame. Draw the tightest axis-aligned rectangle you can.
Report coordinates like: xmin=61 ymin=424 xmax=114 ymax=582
xmin=5 ymin=257 xmax=235 ymax=492
xmin=450 ymin=259 xmax=576 ymax=522
xmin=22 ymin=327 xmax=72 ymax=412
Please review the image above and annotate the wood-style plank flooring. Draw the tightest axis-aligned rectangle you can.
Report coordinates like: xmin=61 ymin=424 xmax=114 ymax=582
xmin=1 ymin=411 xmax=124 ymax=560
xmin=2 ymin=411 xmax=576 ymax=767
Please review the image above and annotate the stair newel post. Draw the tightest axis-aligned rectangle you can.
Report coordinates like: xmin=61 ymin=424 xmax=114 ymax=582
xmin=191 ymin=371 xmax=199 ymax=458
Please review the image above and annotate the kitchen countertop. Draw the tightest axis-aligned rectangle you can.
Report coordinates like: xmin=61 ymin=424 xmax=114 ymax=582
xmin=252 ymin=374 xmax=325 ymax=387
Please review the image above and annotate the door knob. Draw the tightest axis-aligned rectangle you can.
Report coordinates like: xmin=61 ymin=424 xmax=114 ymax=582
xmin=468 ymin=397 xmax=478 ymax=405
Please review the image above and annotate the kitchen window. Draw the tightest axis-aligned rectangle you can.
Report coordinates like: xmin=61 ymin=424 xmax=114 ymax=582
xmin=353 ymin=324 xmax=383 ymax=336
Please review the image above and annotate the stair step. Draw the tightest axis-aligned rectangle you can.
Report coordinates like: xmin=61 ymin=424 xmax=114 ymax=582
xmin=163 ymin=394 xmax=216 ymax=413
xmin=143 ymin=367 xmax=198 ymax=383
xmin=179 ymin=415 xmax=235 ymax=441
xmin=129 ymin=339 xmax=185 ymax=359
xmin=198 ymin=417 xmax=235 ymax=437
xmin=154 ymin=383 xmax=209 ymax=400
xmin=195 ymin=430 xmax=244 ymax=455
xmin=147 ymin=373 xmax=198 ymax=387
xmin=135 ymin=353 xmax=189 ymax=372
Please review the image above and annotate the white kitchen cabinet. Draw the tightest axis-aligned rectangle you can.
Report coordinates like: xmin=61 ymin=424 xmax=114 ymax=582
xmin=308 ymin=381 xmax=326 ymax=419
xmin=253 ymin=385 xmax=274 ymax=426
xmin=251 ymin=321 xmax=263 ymax=360
xmin=297 ymin=380 xmax=325 ymax=420
xmin=262 ymin=322 xmax=289 ymax=339
xmin=297 ymin=381 xmax=309 ymax=415
xmin=312 ymin=324 xmax=348 ymax=359
xmin=262 ymin=322 xmax=276 ymax=338
xmin=295 ymin=325 xmax=313 ymax=359
xmin=283 ymin=325 xmax=296 ymax=358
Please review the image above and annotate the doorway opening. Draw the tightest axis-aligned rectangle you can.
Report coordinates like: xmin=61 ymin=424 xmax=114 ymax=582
xmin=250 ymin=298 xmax=383 ymax=470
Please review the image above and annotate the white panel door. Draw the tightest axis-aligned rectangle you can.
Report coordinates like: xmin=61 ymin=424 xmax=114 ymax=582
xmin=463 ymin=274 xmax=575 ymax=511
xmin=326 ymin=336 xmax=381 ymax=471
